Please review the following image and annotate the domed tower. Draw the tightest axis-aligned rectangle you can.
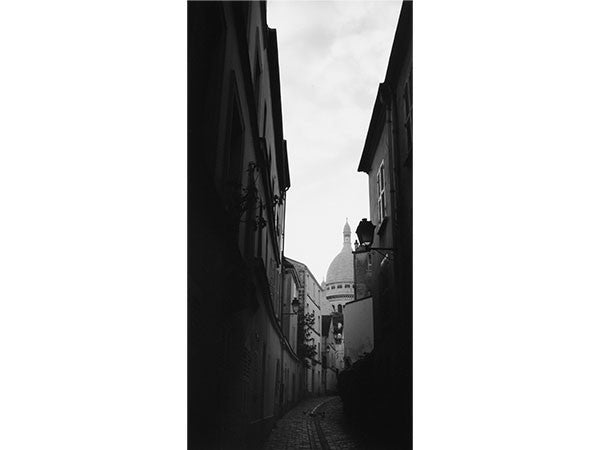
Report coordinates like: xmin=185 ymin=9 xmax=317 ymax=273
xmin=325 ymin=219 xmax=355 ymax=313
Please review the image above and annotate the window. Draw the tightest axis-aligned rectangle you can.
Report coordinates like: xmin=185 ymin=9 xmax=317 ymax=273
xmin=377 ymin=161 xmax=386 ymax=223
xmin=337 ymin=305 xmax=342 ymax=313
xmin=337 ymin=285 xmax=342 ymax=289
xmin=344 ymin=284 xmax=350 ymax=288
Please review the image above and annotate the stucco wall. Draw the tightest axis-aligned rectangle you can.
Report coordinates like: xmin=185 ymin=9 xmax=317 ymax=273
xmin=344 ymin=297 xmax=374 ymax=363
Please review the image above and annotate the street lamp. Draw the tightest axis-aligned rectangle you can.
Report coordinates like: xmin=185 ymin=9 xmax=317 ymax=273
xmin=356 ymin=218 xmax=376 ymax=247
xmin=282 ymin=297 xmax=299 ymax=315
xmin=355 ymin=218 xmax=396 ymax=257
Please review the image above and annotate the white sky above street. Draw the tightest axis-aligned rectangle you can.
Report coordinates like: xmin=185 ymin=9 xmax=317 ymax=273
xmin=268 ymin=1 xmax=403 ymax=281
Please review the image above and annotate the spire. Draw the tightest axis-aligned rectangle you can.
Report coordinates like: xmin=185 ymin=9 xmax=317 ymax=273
xmin=343 ymin=219 xmax=351 ymax=246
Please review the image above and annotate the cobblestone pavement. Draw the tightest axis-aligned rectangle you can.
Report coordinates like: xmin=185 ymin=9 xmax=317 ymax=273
xmin=262 ymin=396 xmax=373 ymax=450
xmin=316 ymin=397 xmax=373 ymax=450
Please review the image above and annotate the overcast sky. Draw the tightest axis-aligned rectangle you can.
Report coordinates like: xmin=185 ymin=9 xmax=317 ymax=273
xmin=267 ymin=1 xmax=403 ymax=281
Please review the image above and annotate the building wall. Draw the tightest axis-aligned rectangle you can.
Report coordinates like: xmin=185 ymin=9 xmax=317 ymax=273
xmin=366 ymin=131 xmax=397 ymax=352
xmin=329 ymin=313 xmax=345 ymax=368
xmin=303 ymin=270 xmax=323 ymax=395
xmin=343 ymin=297 xmax=374 ymax=364
xmin=353 ymin=245 xmax=374 ymax=301
xmin=350 ymin=1 xmax=412 ymax=445
xmin=288 ymin=258 xmax=325 ymax=395
xmin=282 ymin=262 xmax=299 ymax=354
xmin=321 ymin=317 xmax=343 ymax=393
xmin=325 ymin=283 xmax=354 ymax=308
xmin=325 ymin=277 xmax=354 ymax=310
xmin=188 ymin=3 xmax=303 ymax=449
xmin=324 ymin=367 xmax=338 ymax=393
xmin=320 ymin=292 xmax=334 ymax=315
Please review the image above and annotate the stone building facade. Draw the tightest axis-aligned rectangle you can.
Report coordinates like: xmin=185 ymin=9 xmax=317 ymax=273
xmin=188 ymin=2 xmax=302 ymax=449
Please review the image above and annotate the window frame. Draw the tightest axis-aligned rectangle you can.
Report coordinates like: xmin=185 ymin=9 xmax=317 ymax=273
xmin=377 ymin=160 xmax=386 ymax=223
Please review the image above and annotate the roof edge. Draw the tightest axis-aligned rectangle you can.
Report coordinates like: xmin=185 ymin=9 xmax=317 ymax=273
xmin=358 ymin=84 xmax=387 ymax=173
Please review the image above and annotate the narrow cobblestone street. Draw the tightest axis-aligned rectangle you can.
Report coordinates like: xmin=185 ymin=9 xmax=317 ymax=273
xmin=262 ymin=396 xmax=373 ymax=450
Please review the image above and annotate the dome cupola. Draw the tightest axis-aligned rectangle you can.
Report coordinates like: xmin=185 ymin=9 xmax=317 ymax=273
xmin=325 ymin=219 xmax=355 ymax=312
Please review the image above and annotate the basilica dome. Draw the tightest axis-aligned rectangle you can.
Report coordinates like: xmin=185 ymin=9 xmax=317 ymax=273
xmin=326 ymin=245 xmax=353 ymax=284
xmin=325 ymin=220 xmax=355 ymax=313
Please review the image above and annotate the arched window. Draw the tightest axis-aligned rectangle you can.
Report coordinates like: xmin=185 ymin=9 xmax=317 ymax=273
xmin=337 ymin=305 xmax=342 ymax=313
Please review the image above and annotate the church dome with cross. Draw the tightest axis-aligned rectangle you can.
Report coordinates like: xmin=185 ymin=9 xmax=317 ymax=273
xmin=325 ymin=219 xmax=355 ymax=313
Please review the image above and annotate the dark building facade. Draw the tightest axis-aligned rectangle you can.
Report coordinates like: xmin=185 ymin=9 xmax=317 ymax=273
xmin=340 ymin=1 xmax=412 ymax=448
xmin=188 ymin=2 xmax=302 ymax=449
xmin=353 ymin=242 xmax=374 ymax=301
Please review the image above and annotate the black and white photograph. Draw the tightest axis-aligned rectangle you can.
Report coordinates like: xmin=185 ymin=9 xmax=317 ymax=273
xmin=4 ymin=1 xmax=600 ymax=449
xmin=189 ymin=1 xmax=411 ymax=448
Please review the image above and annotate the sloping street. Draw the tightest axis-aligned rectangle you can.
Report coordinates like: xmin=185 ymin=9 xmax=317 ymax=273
xmin=262 ymin=396 xmax=373 ymax=450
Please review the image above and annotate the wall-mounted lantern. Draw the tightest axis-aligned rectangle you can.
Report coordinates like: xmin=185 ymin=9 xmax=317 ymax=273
xmin=355 ymin=218 xmax=397 ymax=258
xmin=356 ymin=218 xmax=376 ymax=247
